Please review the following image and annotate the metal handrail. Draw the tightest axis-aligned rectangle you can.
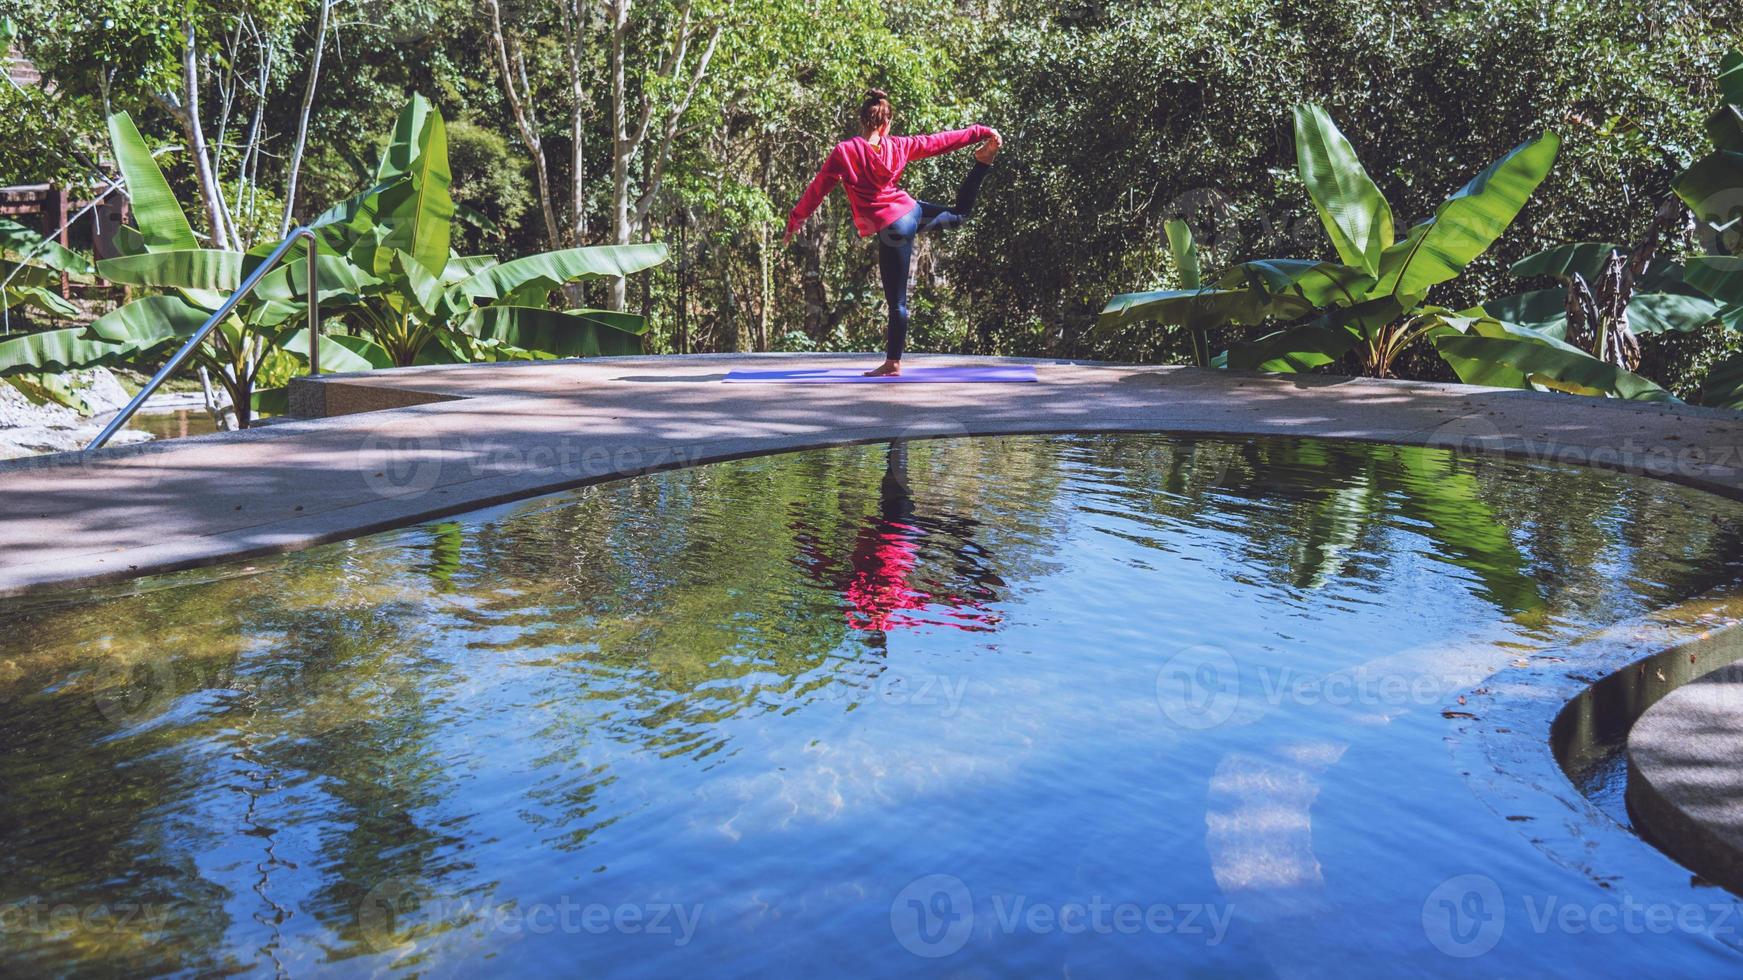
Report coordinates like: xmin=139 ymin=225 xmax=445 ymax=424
xmin=86 ymin=227 xmax=322 ymax=451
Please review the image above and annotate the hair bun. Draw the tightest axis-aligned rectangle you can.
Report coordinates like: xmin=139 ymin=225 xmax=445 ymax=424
xmin=858 ymin=89 xmax=893 ymax=130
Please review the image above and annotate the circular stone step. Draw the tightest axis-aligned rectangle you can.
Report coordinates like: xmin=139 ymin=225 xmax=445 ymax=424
xmin=1628 ymin=661 xmax=1743 ymax=895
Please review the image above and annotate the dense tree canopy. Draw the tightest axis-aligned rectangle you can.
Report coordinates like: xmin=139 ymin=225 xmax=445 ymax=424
xmin=2 ymin=0 xmax=1738 ymax=390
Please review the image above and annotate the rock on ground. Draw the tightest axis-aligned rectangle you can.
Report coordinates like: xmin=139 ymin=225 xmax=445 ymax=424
xmin=0 ymin=368 xmax=153 ymax=458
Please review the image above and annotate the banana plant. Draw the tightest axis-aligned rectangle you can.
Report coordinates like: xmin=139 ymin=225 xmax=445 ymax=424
xmin=1665 ymin=46 xmax=1743 ymax=406
xmin=291 ymin=95 xmax=668 ymax=368
xmin=82 ymin=111 xmax=351 ymax=428
xmin=0 ymin=217 xmax=156 ymax=413
xmin=1482 ymin=198 xmax=1722 ymax=356
xmin=84 ymin=95 xmax=669 ymax=426
xmin=1 ymin=217 xmax=91 ymax=320
xmin=1101 ymin=105 xmax=1586 ymax=383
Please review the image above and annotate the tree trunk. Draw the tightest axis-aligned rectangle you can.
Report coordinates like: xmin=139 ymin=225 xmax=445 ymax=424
xmin=676 ymin=215 xmax=688 ymax=353
xmin=798 ymin=227 xmax=828 ymax=341
xmin=486 ymin=0 xmax=561 ymax=250
xmin=608 ymin=0 xmax=632 ymax=310
xmin=564 ymin=0 xmax=587 ymax=246
xmin=179 ymin=18 xmax=236 ymax=250
xmin=280 ymin=0 xmax=330 ymax=236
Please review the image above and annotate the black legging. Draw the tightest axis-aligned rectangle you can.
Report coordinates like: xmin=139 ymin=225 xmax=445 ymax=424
xmin=875 ymin=161 xmax=990 ymax=361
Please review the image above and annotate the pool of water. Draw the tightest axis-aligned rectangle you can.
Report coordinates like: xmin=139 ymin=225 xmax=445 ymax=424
xmin=3 ymin=434 xmax=1743 ymax=977
xmin=127 ymin=408 xmax=221 ymax=442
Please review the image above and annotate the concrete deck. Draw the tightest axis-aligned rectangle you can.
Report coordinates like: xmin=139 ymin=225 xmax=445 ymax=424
xmin=1629 ymin=661 xmax=1743 ymax=893
xmin=1 ymin=352 xmax=1742 ymax=601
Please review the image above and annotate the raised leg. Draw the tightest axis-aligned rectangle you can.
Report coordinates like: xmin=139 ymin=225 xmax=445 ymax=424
xmin=918 ymin=161 xmax=991 ymax=235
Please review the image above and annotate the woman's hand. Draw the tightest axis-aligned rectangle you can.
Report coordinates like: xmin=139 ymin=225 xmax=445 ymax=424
xmin=975 ymin=128 xmax=1003 ymax=165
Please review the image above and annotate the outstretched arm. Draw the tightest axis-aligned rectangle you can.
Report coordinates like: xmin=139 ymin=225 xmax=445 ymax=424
xmin=898 ymin=124 xmax=995 ymax=162
xmin=784 ymin=148 xmax=843 ymax=245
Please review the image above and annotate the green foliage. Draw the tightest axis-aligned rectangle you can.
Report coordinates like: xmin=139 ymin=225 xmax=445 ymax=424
xmin=1293 ymin=104 xmax=1394 ymax=277
xmin=5 ymin=97 xmax=667 ymax=428
xmin=309 ymin=96 xmax=669 ymax=368
xmin=1 ymin=219 xmax=92 ymax=320
xmin=1101 ymin=105 xmax=1610 ymax=391
xmin=446 ymin=119 xmax=534 ymax=252
xmin=5 ymin=0 xmax=1741 ymax=403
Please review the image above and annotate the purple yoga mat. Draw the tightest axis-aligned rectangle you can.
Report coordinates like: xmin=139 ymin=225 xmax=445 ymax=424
xmin=722 ymin=366 xmax=1038 ymax=384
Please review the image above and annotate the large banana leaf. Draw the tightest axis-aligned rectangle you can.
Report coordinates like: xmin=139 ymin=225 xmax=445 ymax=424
xmin=1293 ymin=104 xmax=1394 ymax=276
xmin=1629 ymin=292 xmax=1723 ymax=334
xmin=1164 ymin=219 xmax=1213 ymax=365
xmin=391 ymin=249 xmax=448 ymax=316
xmin=0 ymin=327 xmax=163 ymax=375
xmin=1484 ymin=287 xmax=1717 ymax=335
xmin=376 ymin=96 xmax=454 ymax=275
xmin=1481 ymin=289 xmax=1569 ymax=334
xmin=1509 ymin=242 xmax=1623 ymax=279
xmin=1164 ymin=218 xmax=1201 ymax=289
xmin=254 ymin=253 xmax=384 ymax=304
xmin=1673 ymin=150 xmax=1743 ymax=221
xmin=110 ymin=224 xmax=147 ymax=258
xmin=8 ymin=372 xmax=110 ymax=414
xmin=251 ymin=386 xmax=290 ymax=417
xmin=1097 ymin=286 xmax=1311 ymax=333
xmin=3 ymin=282 xmax=81 ymax=319
xmin=1700 ymin=349 xmax=1743 ymax=409
xmin=3 ymin=267 xmax=80 ymax=317
xmin=455 ymin=243 xmax=670 ymax=301
xmin=442 ymin=254 xmax=499 ymax=284
xmin=309 ymin=176 xmax=405 ymax=238
xmin=106 ymin=112 xmax=197 ymax=251
xmin=1212 ymin=258 xmax=1375 ymax=307
xmin=561 ymin=307 xmax=648 ymax=335
xmin=245 ymin=299 xmax=306 ymax=328
xmin=0 ymin=218 xmax=93 ymax=275
xmin=1509 ymin=242 xmax=1702 ymax=296
xmin=1722 ymin=48 xmax=1743 ymax=104
xmin=84 ymin=294 xmax=212 ymax=346
xmin=1435 ymin=336 xmax=1530 ymax=390
xmin=459 ymin=306 xmax=646 ymax=357
xmin=1225 ymin=319 xmax=1363 ymax=372
xmin=1686 ymin=256 xmax=1743 ymax=306
xmin=277 ymin=329 xmax=395 ymax=372
xmin=1374 ymin=132 xmax=1561 ymax=299
xmin=1710 ymin=104 xmax=1743 ymax=154
xmin=377 ymin=94 xmax=439 ymax=182
xmin=1433 ymin=334 xmax=1674 ymax=401
xmin=97 ymin=249 xmax=245 ymax=290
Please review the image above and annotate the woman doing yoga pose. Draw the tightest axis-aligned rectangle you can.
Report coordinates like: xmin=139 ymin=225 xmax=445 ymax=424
xmin=783 ymin=89 xmax=1000 ymax=376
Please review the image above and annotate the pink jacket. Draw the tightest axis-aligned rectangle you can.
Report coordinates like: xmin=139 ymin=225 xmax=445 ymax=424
xmin=786 ymin=125 xmax=994 ymax=238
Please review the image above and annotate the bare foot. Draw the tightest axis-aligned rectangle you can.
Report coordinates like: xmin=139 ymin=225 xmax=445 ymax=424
xmin=864 ymin=360 xmax=901 ymax=377
xmin=975 ymin=130 xmax=1002 ymax=165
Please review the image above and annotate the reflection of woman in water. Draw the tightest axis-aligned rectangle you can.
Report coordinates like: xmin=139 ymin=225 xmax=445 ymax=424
xmin=793 ymin=442 xmax=1004 ymax=635
xmin=843 ymin=442 xmax=926 ymax=631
